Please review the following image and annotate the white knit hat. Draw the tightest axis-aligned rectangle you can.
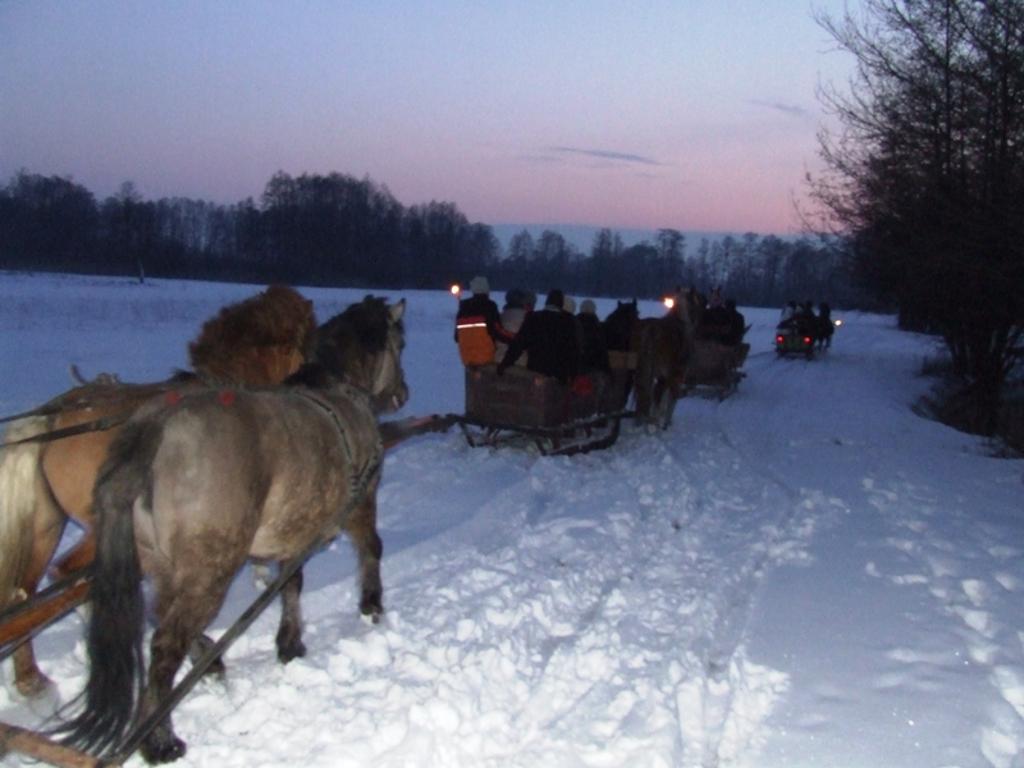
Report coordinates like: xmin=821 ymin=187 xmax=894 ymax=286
xmin=469 ymin=276 xmax=489 ymax=294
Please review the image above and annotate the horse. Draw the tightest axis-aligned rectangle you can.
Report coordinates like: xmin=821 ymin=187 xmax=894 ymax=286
xmin=602 ymin=300 xmax=641 ymax=407
xmin=0 ymin=285 xmax=317 ymax=697
xmin=603 ymin=299 xmax=639 ymax=354
xmin=633 ymin=301 xmax=695 ymax=429
xmin=55 ymin=296 xmax=408 ymax=763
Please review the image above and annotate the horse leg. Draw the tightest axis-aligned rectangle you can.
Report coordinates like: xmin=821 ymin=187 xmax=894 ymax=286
xmin=653 ymin=379 xmax=672 ymax=430
xmin=186 ymin=634 xmax=226 ymax=678
xmin=275 ymin=566 xmax=306 ymax=663
xmin=345 ymin=481 xmax=384 ymax=622
xmin=633 ymin=375 xmax=651 ymax=426
xmin=662 ymin=381 xmax=682 ymax=429
xmin=140 ymin=575 xmax=235 ymax=763
xmin=11 ymin=477 xmax=67 ymax=697
xmin=138 ymin=618 xmax=192 ymax=763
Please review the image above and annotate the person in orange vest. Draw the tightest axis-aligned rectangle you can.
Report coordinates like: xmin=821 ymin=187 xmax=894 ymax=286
xmin=454 ymin=276 xmax=513 ymax=366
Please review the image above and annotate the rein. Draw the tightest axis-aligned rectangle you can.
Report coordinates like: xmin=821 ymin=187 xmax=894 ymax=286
xmin=0 ymin=403 xmax=68 ymax=426
xmin=0 ymin=414 xmax=128 ymax=449
xmin=0 ymin=395 xmax=129 ymax=426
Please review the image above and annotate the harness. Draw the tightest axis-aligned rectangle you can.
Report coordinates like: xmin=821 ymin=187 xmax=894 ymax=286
xmin=291 ymin=387 xmax=383 ymax=504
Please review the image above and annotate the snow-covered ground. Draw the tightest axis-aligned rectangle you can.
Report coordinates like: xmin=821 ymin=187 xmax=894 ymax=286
xmin=1 ymin=272 xmax=1022 ymax=768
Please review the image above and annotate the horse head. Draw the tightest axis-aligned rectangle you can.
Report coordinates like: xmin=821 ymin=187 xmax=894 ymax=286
xmin=303 ymin=296 xmax=409 ymax=414
xmin=603 ymin=299 xmax=640 ymax=352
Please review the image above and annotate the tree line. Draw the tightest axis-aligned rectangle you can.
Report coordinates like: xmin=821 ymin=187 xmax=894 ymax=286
xmin=0 ymin=169 xmax=862 ymax=308
xmin=494 ymin=227 xmax=865 ymax=309
xmin=0 ymin=171 xmax=499 ymax=288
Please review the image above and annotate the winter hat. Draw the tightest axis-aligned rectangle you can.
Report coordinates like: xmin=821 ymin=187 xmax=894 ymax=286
xmin=544 ymin=289 xmax=565 ymax=309
xmin=505 ymin=288 xmax=525 ymax=308
xmin=563 ymin=296 xmax=576 ymax=314
xmin=470 ymin=276 xmax=489 ymax=295
xmin=580 ymin=299 xmax=597 ymax=316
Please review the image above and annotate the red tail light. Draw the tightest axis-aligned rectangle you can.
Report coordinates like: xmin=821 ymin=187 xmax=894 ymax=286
xmin=776 ymin=335 xmax=785 ymax=343
xmin=803 ymin=336 xmax=812 ymax=345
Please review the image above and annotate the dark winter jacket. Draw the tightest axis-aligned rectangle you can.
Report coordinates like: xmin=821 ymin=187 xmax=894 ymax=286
xmin=498 ymin=307 xmax=580 ymax=383
xmin=577 ymin=313 xmax=609 ymax=372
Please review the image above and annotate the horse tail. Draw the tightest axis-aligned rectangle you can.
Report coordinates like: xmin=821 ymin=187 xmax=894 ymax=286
xmin=0 ymin=415 xmax=52 ymax=611
xmin=57 ymin=419 xmax=163 ymax=756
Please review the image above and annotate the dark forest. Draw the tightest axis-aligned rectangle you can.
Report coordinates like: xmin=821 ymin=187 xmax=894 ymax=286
xmin=0 ymin=170 xmax=863 ymax=309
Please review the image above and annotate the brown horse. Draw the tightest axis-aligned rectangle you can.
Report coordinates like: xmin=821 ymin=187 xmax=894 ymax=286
xmin=56 ymin=296 xmax=408 ymax=763
xmin=633 ymin=299 xmax=696 ymax=429
xmin=0 ymin=285 xmax=317 ymax=697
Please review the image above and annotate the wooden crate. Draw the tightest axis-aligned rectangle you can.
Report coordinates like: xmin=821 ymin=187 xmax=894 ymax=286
xmin=465 ymin=366 xmax=569 ymax=427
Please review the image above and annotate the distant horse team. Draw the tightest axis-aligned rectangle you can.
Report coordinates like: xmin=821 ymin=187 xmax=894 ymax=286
xmin=0 ymin=280 xmax=748 ymax=763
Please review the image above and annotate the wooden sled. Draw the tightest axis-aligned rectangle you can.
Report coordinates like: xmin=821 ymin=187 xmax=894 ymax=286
xmin=684 ymin=340 xmax=749 ymax=400
xmin=453 ymin=365 xmax=634 ymax=456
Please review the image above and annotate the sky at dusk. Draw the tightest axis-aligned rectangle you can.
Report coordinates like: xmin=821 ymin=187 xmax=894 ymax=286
xmin=1 ymin=1 xmax=856 ymax=235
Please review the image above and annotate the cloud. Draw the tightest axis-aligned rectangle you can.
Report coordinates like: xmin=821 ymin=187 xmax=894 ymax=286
xmin=748 ymin=99 xmax=809 ymax=118
xmin=548 ymin=146 xmax=663 ymax=167
xmin=518 ymin=153 xmax=566 ymax=166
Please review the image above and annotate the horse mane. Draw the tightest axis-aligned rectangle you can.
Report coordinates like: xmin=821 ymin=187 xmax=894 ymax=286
xmin=300 ymin=295 xmax=400 ymax=382
xmin=188 ymin=285 xmax=318 ymax=386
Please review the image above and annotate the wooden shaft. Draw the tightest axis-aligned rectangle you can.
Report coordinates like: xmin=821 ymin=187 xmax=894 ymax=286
xmin=379 ymin=414 xmax=455 ymax=450
xmin=0 ymin=579 xmax=90 ymax=652
xmin=0 ymin=722 xmax=113 ymax=768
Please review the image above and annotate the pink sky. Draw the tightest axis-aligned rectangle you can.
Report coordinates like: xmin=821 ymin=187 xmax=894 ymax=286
xmin=0 ymin=1 xmax=854 ymax=235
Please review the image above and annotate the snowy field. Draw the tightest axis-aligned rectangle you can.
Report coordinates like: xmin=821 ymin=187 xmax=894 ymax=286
xmin=1 ymin=271 xmax=1023 ymax=768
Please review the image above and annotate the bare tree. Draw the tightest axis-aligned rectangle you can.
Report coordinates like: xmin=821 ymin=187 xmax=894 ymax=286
xmin=810 ymin=0 xmax=1024 ymax=434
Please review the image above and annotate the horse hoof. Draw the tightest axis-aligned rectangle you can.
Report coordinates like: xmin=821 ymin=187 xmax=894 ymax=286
xmin=205 ymin=657 xmax=227 ymax=678
xmin=360 ymin=607 xmax=383 ymax=625
xmin=15 ymin=673 xmax=54 ymax=700
xmin=359 ymin=591 xmax=383 ymax=620
xmin=24 ymin=681 xmax=61 ymax=719
xmin=142 ymin=735 xmax=187 ymax=764
xmin=277 ymin=640 xmax=307 ymax=664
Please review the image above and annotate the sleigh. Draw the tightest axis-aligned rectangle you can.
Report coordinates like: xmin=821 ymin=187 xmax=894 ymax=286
xmin=775 ymin=319 xmax=817 ymax=358
xmin=684 ymin=340 xmax=750 ymax=399
xmin=451 ymin=362 xmax=634 ymax=456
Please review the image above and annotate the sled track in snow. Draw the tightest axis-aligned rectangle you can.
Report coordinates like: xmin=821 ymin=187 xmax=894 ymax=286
xmin=645 ymin=403 xmax=831 ymax=766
